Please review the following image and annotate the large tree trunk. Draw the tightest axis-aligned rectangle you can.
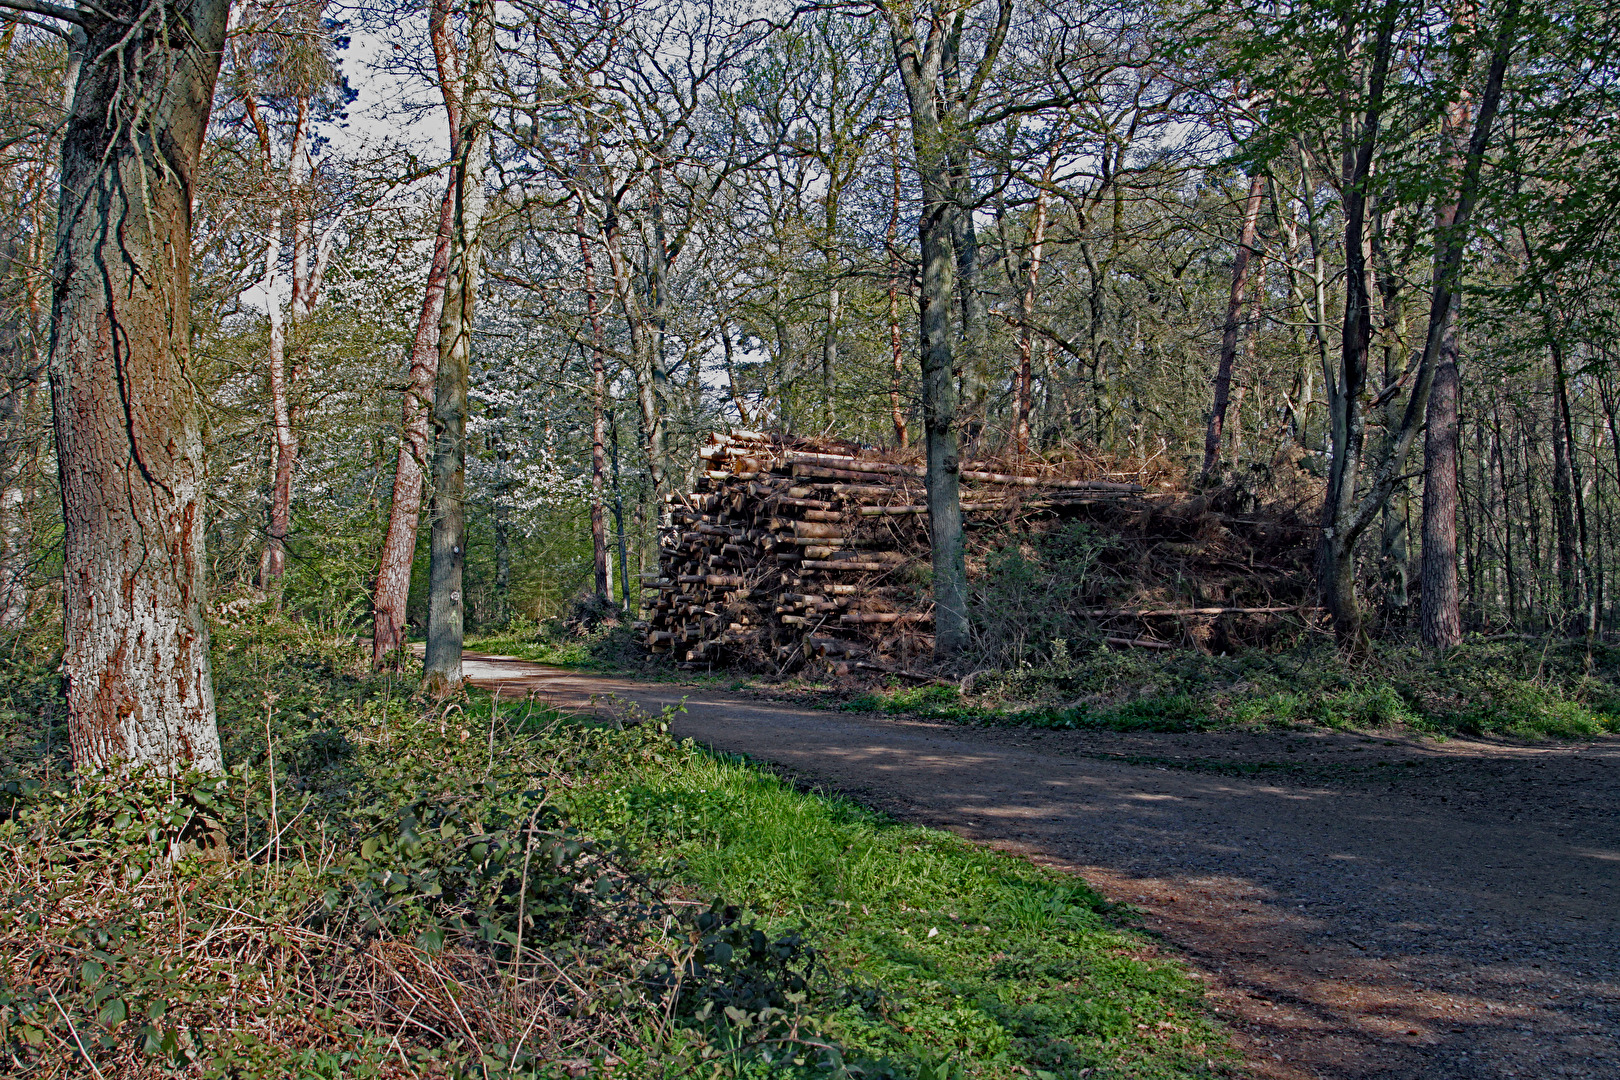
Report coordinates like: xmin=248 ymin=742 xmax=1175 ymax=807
xmin=372 ymin=0 xmax=462 ymax=666
xmin=1203 ymin=172 xmax=1266 ymax=482
xmin=423 ymin=0 xmax=493 ymax=695
xmin=50 ymin=0 xmax=228 ymax=772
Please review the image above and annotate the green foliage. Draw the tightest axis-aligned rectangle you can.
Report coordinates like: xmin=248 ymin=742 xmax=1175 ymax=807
xmin=562 ymin=735 xmax=1229 ymax=1078
xmin=2 ymin=616 xmax=1224 ymax=1077
xmin=845 ymin=637 xmax=1620 ymax=740
xmin=967 ymin=523 xmax=1120 ymax=669
xmin=0 ymin=631 xmax=66 ymax=772
xmin=470 ymin=616 xmax=658 ymax=677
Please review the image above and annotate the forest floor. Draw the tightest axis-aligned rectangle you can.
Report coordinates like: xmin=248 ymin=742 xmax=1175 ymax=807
xmin=456 ymin=651 xmax=1619 ymax=1080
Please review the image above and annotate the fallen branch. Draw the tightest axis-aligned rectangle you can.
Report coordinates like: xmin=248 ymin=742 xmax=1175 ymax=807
xmin=1105 ymin=636 xmax=1174 ymax=650
xmin=1082 ymin=606 xmax=1311 ymax=617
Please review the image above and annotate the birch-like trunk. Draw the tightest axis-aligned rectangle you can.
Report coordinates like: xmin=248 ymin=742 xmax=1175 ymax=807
xmin=1203 ymin=173 xmax=1266 ymax=481
xmin=1015 ymin=184 xmax=1052 ymax=457
xmin=50 ymin=0 xmax=228 ymax=772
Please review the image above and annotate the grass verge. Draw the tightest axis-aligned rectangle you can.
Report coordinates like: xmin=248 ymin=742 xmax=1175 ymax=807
xmin=0 ymin=612 xmax=1226 ymax=1079
xmin=560 ymin=702 xmax=1227 ymax=1079
xmin=838 ymin=637 xmax=1620 ymax=741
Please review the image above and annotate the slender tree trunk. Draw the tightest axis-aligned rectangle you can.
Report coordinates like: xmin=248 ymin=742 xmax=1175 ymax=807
xmin=1015 ymin=184 xmax=1052 ymax=457
xmin=887 ymin=136 xmax=909 ymax=449
xmin=252 ymin=96 xmax=310 ymax=588
xmin=1548 ymin=336 xmax=1590 ymax=631
xmin=720 ymin=323 xmax=751 ymax=425
xmin=1420 ymin=3 xmax=1475 ymax=648
xmin=424 ymin=0 xmax=493 ymax=695
xmin=51 ymin=0 xmax=228 ymax=772
xmin=1203 ymin=173 xmax=1266 ymax=482
xmin=259 ymin=212 xmax=295 ymax=590
xmin=578 ymin=188 xmax=610 ymax=602
xmin=1421 ymin=349 xmax=1463 ymax=648
xmin=372 ymin=0 xmax=463 ymax=666
xmin=609 ymin=407 xmax=630 ymax=611
xmin=599 ymin=191 xmax=664 ymax=496
xmin=372 ymin=178 xmax=456 ymax=664
xmin=885 ymin=7 xmax=969 ymax=656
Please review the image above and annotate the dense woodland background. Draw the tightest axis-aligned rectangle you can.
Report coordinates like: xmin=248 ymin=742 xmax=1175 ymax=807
xmin=2 ymin=0 xmax=1619 ymax=652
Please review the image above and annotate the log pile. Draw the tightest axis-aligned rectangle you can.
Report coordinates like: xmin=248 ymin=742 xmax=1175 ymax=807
xmin=639 ymin=431 xmax=1145 ymax=673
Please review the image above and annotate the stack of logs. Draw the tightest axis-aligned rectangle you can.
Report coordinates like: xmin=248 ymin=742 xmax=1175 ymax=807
xmin=639 ymin=431 xmax=1144 ymax=673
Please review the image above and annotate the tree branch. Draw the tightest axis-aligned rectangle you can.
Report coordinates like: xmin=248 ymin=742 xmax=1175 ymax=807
xmin=0 ymin=0 xmax=85 ymax=25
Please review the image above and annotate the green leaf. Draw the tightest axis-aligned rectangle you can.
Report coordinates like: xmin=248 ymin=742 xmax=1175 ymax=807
xmin=97 ymin=997 xmax=127 ymax=1029
xmin=360 ymin=837 xmax=379 ymax=861
xmin=80 ymin=959 xmax=105 ymax=987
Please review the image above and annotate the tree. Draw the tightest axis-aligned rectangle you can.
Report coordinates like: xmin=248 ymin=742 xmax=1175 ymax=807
xmin=26 ymin=0 xmax=230 ymax=771
xmin=1202 ymin=171 xmax=1266 ymax=481
xmin=373 ymin=0 xmax=462 ymax=666
xmin=224 ymin=0 xmax=350 ymax=590
xmin=423 ymin=0 xmax=494 ymax=695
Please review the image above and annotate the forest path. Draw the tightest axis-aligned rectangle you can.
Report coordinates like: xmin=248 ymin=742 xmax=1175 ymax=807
xmin=457 ymin=652 xmax=1618 ymax=1080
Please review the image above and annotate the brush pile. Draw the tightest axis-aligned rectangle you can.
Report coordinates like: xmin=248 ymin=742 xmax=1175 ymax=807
xmin=639 ymin=431 xmax=1146 ymax=673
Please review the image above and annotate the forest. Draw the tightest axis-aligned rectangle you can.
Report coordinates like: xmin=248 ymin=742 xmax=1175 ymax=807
xmin=0 ymin=0 xmax=1617 ymax=1077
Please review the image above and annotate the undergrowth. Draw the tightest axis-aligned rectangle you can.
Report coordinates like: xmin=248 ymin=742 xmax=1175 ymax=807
xmin=0 ymin=610 xmax=1225 ymax=1078
xmin=843 ymin=637 xmax=1620 ymax=740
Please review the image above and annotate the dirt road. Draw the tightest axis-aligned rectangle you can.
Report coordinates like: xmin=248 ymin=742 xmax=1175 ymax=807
xmin=458 ymin=653 xmax=1618 ymax=1080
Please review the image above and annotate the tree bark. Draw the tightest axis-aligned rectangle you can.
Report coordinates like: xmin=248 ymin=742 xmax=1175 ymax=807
xmin=1421 ymin=350 xmax=1462 ymax=648
xmin=372 ymin=0 xmax=463 ymax=666
xmin=1318 ymin=0 xmax=1518 ymax=647
xmin=884 ymin=2 xmax=970 ymax=656
xmin=886 ymin=134 xmax=909 ymax=449
xmin=1203 ymin=172 xmax=1266 ymax=482
xmin=424 ymin=0 xmax=493 ymax=695
xmin=578 ymin=179 xmax=610 ymax=602
xmin=372 ymin=177 xmax=456 ymax=664
xmin=50 ymin=0 xmax=228 ymax=772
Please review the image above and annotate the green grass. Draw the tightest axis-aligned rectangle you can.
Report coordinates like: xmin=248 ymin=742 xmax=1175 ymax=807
xmin=557 ymin=708 xmax=1229 ymax=1079
xmin=839 ymin=639 xmax=1620 ymax=741
xmin=2 ymin=614 xmax=1224 ymax=1079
